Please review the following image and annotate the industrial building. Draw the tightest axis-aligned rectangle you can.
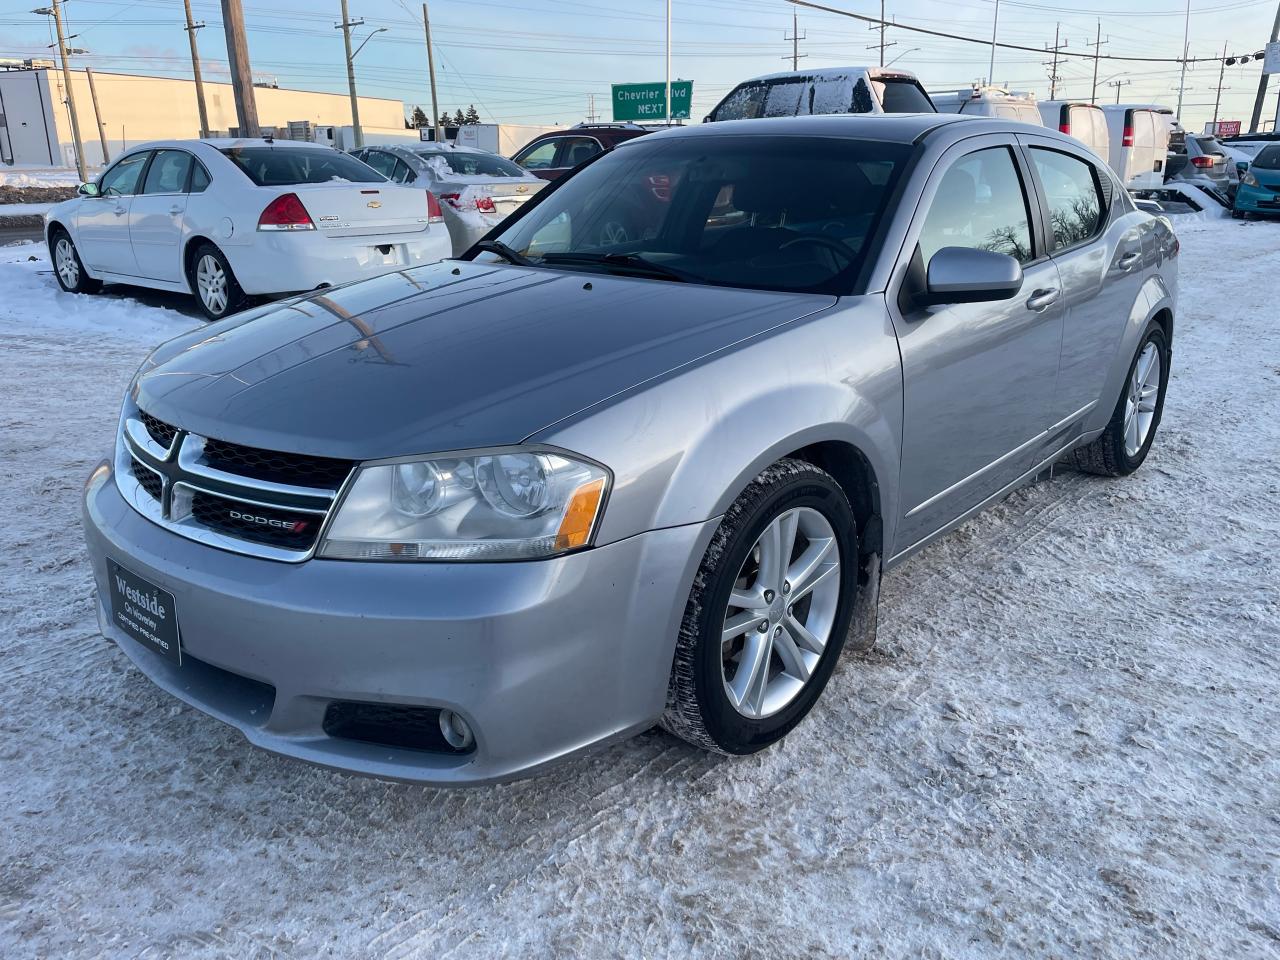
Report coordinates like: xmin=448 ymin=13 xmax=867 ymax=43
xmin=0 ymin=64 xmax=411 ymax=168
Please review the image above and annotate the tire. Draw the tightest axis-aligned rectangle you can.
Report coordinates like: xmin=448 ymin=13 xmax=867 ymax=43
xmin=189 ymin=243 xmax=247 ymax=320
xmin=49 ymin=227 xmax=102 ymax=295
xmin=1230 ymin=208 xmax=1245 ymax=220
xmin=1073 ymin=319 xmax=1170 ymax=477
xmin=661 ymin=459 xmax=859 ymax=756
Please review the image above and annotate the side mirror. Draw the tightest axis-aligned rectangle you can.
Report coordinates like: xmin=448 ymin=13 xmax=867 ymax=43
xmin=922 ymin=246 xmax=1023 ymax=305
xmin=77 ymin=182 xmax=100 ymax=198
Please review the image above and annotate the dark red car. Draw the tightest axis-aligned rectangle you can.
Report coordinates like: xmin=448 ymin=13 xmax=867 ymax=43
xmin=510 ymin=123 xmax=652 ymax=181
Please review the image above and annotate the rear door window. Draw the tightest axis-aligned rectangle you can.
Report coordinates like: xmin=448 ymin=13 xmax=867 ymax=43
xmin=918 ymin=146 xmax=1034 ymax=264
xmin=141 ymin=150 xmax=193 ymax=195
xmin=555 ymin=137 xmax=602 ymax=168
xmin=1029 ymin=148 xmax=1104 ymax=249
xmin=762 ymin=80 xmax=808 ymax=117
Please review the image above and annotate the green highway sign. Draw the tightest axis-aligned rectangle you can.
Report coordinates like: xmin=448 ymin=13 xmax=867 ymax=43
xmin=611 ymin=81 xmax=693 ymax=121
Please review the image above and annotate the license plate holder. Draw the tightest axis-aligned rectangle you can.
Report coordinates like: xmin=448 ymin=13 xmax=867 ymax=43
xmin=106 ymin=559 xmax=181 ymax=665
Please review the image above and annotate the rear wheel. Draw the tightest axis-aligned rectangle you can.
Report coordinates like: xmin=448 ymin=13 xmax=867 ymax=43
xmin=189 ymin=243 xmax=247 ymax=320
xmin=661 ymin=460 xmax=858 ymax=755
xmin=50 ymin=228 xmax=102 ymax=295
xmin=1073 ymin=319 xmax=1169 ymax=477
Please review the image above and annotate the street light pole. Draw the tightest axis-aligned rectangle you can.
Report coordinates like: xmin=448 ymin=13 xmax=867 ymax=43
xmin=1212 ymin=40 xmax=1228 ymax=129
xmin=34 ymin=0 xmax=86 ymax=180
xmin=665 ymin=0 xmax=672 ymax=121
xmin=84 ymin=65 xmax=109 ymax=164
xmin=1248 ymin=0 xmax=1280 ymax=132
xmin=988 ymin=0 xmax=999 ymax=85
xmin=220 ymin=0 xmax=260 ymax=137
xmin=337 ymin=0 xmax=364 ymax=148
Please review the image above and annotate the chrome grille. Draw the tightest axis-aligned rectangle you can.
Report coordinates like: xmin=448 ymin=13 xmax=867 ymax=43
xmin=115 ymin=407 xmax=352 ymax=563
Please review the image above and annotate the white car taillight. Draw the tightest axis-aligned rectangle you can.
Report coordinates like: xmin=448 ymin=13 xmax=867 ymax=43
xmin=257 ymin=193 xmax=315 ymax=231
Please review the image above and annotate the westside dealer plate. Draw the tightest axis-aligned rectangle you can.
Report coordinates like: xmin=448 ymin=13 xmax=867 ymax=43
xmin=106 ymin=559 xmax=181 ymax=665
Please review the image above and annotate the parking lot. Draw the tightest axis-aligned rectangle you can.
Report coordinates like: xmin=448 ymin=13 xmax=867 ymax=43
xmin=0 ymin=213 xmax=1276 ymax=957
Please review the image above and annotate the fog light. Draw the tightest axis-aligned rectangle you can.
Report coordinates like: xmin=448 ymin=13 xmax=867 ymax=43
xmin=438 ymin=709 xmax=474 ymax=751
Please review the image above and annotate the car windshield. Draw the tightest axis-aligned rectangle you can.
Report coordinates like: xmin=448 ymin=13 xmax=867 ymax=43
xmin=484 ymin=135 xmax=911 ymax=295
xmin=1250 ymin=144 xmax=1280 ymax=169
xmin=413 ymin=149 xmax=528 ymax=178
xmin=220 ymin=146 xmax=385 ymax=185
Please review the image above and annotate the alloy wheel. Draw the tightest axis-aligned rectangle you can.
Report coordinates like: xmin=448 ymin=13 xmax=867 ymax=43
xmin=1124 ymin=342 xmax=1161 ymax=457
xmin=55 ymin=238 xmax=79 ymax=288
xmin=196 ymin=254 xmax=228 ymax=315
xmin=720 ymin=506 xmax=842 ymax=719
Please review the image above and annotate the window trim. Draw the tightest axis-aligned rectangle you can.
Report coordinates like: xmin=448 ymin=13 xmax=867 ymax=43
xmin=186 ymin=156 xmax=212 ymax=193
xmin=1019 ymin=138 xmax=1109 ymax=256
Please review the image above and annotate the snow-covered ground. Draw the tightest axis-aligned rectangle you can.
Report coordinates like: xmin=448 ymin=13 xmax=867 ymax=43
xmin=0 ymin=165 xmax=83 ymax=188
xmin=1 ymin=220 xmax=1278 ymax=958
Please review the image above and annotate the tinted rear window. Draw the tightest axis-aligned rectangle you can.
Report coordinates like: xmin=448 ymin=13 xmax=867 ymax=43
xmin=220 ymin=146 xmax=384 ymax=185
xmin=414 ymin=150 xmax=528 ymax=177
xmin=1194 ymin=137 xmax=1224 ymax=156
xmin=1253 ymin=145 xmax=1280 ymax=169
xmin=873 ymin=79 xmax=935 ymax=113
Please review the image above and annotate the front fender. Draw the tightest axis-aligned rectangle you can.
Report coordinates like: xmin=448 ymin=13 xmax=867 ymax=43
xmin=535 ymin=298 xmax=904 ymax=551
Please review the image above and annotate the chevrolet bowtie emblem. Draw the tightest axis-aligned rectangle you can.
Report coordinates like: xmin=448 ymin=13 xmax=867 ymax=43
xmin=367 ymin=200 xmax=382 ymax=209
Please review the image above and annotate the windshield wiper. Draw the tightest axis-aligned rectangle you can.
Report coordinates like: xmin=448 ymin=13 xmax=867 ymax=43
xmin=472 ymin=239 xmax=533 ymax=266
xmin=539 ymin=252 xmax=690 ymax=283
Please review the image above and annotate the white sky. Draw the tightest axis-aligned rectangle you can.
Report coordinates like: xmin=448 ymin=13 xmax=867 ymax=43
xmin=1 ymin=0 xmax=1276 ymax=133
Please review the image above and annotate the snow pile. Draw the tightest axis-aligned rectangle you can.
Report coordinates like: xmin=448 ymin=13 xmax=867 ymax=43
xmin=0 ymin=202 xmax=54 ymax=217
xmin=0 ymin=218 xmax=1277 ymax=958
xmin=0 ymin=165 xmax=83 ymax=188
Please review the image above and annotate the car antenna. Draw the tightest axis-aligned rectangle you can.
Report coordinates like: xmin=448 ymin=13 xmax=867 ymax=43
xmin=262 ymin=132 xmax=274 ymax=144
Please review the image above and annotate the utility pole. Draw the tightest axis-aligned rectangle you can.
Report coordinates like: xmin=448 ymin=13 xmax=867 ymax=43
xmin=1108 ymin=78 xmax=1131 ymax=103
xmin=785 ymin=9 xmax=807 ymax=71
xmin=1175 ymin=0 xmax=1191 ymax=120
xmin=34 ymin=0 xmax=86 ymax=180
xmin=1248 ymin=0 xmax=1280 ymax=132
xmin=337 ymin=0 xmax=363 ymax=148
xmin=988 ymin=0 xmax=1000 ymax=85
xmin=84 ymin=66 xmax=109 ymax=164
xmin=1044 ymin=24 xmax=1068 ymax=100
xmin=183 ymin=0 xmax=210 ymax=138
xmin=866 ymin=3 xmax=893 ymax=68
xmin=422 ymin=2 xmax=442 ymax=145
xmin=1212 ymin=41 xmax=1229 ymax=129
xmin=1088 ymin=22 xmax=1108 ymax=104
xmin=220 ymin=0 xmax=259 ymax=136
xmin=665 ymin=0 xmax=671 ymax=121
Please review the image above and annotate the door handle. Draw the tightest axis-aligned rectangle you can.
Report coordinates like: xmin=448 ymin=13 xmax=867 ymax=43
xmin=169 ymin=205 xmax=183 ymax=216
xmin=112 ymin=205 xmax=126 ymax=216
xmin=1117 ymin=251 xmax=1141 ymax=271
xmin=1026 ymin=288 xmax=1060 ymax=312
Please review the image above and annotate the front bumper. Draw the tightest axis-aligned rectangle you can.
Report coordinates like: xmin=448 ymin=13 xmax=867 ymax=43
xmin=224 ymin=228 xmax=453 ymax=296
xmin=83 ymin=459 xmax=716 ymax=784
xmin=1234 ymin=181 xmax=1280 ymax=213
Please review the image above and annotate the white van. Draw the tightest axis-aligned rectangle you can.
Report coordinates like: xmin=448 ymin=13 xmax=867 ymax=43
xmin=1037 ymin=101 xmax=1109 ymax=159
xmin=930 ymin=86 xmax=1043 ymax=125
xmin=705 ymin=67 xmax=935 ymax=122
xmin=1101 ymin=105 xmax=1173 ymax=191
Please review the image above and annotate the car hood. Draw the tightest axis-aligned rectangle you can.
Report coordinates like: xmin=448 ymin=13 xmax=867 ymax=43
xmin=134 ymin=261 xmax=835 ymax=460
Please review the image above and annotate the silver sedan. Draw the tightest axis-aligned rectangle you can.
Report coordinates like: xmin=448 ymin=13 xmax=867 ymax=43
xmin=351 ymin=142 xmax=546 ymax=254
xmin=82 ymin=115 xmax=1176 ymax=784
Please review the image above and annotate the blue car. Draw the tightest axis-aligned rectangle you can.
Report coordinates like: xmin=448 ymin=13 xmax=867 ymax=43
xmin=1233 ymin=144 xmax=1280 ymax=217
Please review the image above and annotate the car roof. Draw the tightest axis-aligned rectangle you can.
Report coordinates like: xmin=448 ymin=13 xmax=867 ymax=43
xmin=624 ymin=113 xmax=1020 ymax=145
xmin=736 ymin=66 xmax=919 ymax=84
xmin=117 ymin=138 xmax=335 ymax=154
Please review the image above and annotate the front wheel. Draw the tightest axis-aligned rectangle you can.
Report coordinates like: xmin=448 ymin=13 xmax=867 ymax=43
xmin=50 ymin=229 xmax=102 ymax=295
xmin=189 ymin=243 xmax=247 ymax=320
xmin=661 ymin=460 xmax=858 ymax=756
xmin=1073 ymin=319 xmax=1170 ymax=477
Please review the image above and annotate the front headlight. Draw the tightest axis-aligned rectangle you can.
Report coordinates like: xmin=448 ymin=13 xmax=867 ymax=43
xmin=319 ymin=447 xmax=609 ymax=561
xmin=1242 ymin=171 xmax=1259 ymax=187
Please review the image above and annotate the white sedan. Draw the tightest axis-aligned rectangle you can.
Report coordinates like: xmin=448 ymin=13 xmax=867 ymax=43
xmin=43 ymin=138 xmax=453 ymax=319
